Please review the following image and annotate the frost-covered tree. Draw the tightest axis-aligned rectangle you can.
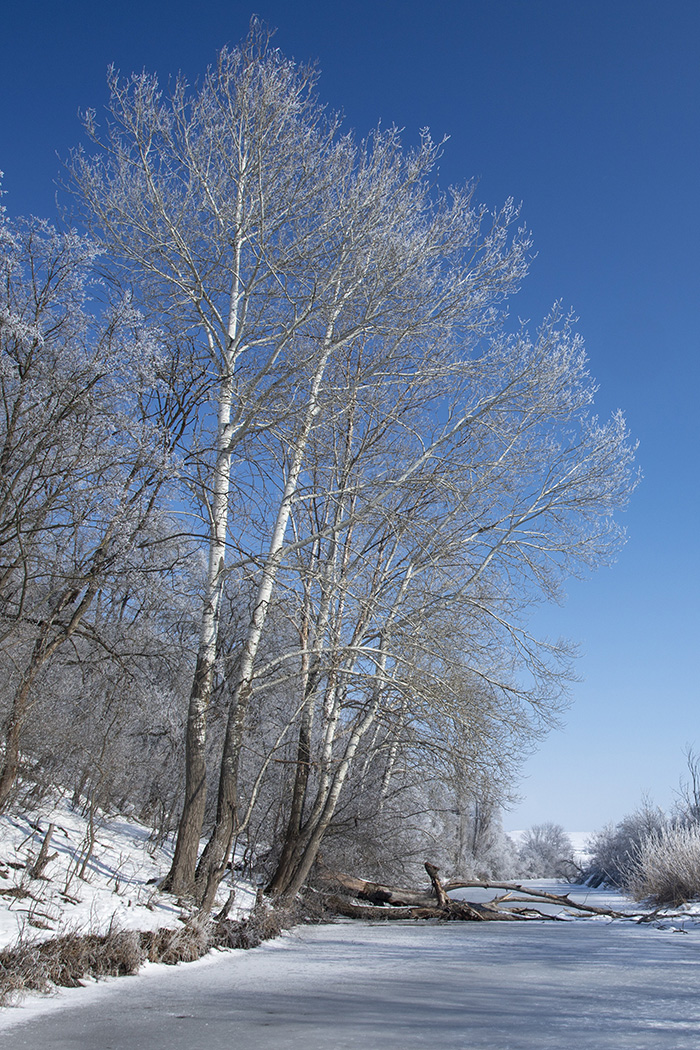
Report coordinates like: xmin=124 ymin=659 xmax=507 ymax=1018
xmin=68 ymin=23 xmax=638 ymax=903
xmin=69 ymin=24 xmax=534 ymax=897
xmin=518 ymin=823 xmax=575 ymax=878
xmin=69 ymin=25 xmax=441 ymax=892
xmin=258 ymin=302 xmax=637 ymax=899
xmin=586 ymin=804 xmax=669 ymax=887
xmin=0 ymin=212 xmax=178 ymax=810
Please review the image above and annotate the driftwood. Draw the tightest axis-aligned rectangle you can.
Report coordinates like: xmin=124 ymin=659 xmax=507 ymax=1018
xmin=322 ymin=893 xmax=508 ymax=922
xmin=317 ymin=862 xmax=629 ymax=922
xmin=444 ymin=880 xmax=629 ymax=919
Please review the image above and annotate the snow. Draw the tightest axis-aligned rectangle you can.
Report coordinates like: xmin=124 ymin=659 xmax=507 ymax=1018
xmin=4 ymin=806 xmax=700 ymax=1046
xmin=4 ymin=891 xmax=700 ymax=1048
xmin=0 ymin=797 xmax=256 ymax=951
xmin=568 ymin=830 xmax=594 ymax=864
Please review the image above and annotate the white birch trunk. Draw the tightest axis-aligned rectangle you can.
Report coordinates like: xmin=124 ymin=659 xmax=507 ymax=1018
xmin=195 ymin=309 xmax=342 ymax=891
xmin=164 ymin=167 xmax=247 ymax=894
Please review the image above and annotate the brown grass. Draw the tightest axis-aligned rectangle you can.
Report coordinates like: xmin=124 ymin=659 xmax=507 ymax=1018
xmin=0 ymin=898 xmax=311 ymax=1008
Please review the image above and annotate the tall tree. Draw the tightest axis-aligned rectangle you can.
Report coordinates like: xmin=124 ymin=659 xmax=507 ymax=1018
xmin=259 ymin=307 xmax=637 ymax=898
xmin=0 ymin=214 xmax=175 ymax=809
xmin=70 ymin=25 xmax=353 ymax=890
xmin=69 ymin=24 xmax=636 ymax=902
xmin=192 ymin=134 xmax=534 ymax=899
xmin=70 ymin=25 xmax=531 ymax=896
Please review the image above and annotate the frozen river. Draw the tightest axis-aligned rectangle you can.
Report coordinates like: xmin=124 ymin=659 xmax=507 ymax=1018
xmin=3 ymin=886 xmax=700 ymax=1048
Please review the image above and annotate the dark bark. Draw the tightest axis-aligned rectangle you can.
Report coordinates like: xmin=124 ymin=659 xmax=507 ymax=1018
xmin=265 ymin=697 xmax=314 ymax=897
xmin=425 ymin=862 xmax=449 ymax=908
xmin=322 ymin=895 xmax=497 ymax=921
xmin=317 ymin=861 xmax=439 ymax=907
xmin=192 ymin=687 xmax=249 ymax=901
xmin=29 ymin=823 xmax=56 ymax=879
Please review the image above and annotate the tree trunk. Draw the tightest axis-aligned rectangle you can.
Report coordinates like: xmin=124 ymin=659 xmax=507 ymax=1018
xmin=194 ymin=321 xmax=341 ymax=901
xmin=164 ymin=173 xmax=246 ymax=895
xmin=161 ymin=655 xmax=215 ymax=894
xmin=264 ymin=707 xmax=313 ymax=897
xmin=162 ymin=370 xmax=236 ymax=895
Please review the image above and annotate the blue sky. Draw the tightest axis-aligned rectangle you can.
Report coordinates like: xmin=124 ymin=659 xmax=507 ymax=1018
xmin=2 ymin=0 xmax=699 ymax=833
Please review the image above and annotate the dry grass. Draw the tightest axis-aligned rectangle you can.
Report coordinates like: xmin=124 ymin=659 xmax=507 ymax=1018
xmin=215 ymin=897 xmax=304 ymax=950
xmin=628 ymin=824 xmax=700 ymax=906
xmin=0 ymin=898 xmax=310 ymax=1008
xmin=140 ymin=918 xmax=213 ymax=965
xmin=0 ymin=927 xmax=144 ymax=1006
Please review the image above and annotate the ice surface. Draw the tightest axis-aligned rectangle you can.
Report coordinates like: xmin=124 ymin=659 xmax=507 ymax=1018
xmin=3 ymin=896 xmax=700 ymax=1048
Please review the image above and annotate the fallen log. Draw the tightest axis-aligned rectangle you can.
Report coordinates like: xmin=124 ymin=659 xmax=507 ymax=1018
xmin=319 ymin=862 xmax=533 ymax=921
xmin=317 ymin=860 xmax=437 ymax=907
xmin=323 ymin=894 xmax=500 ymax=921
xmin=444 ymin=881 xmax=629 ymax=919
xmin=316 ymin=863 xmax=630 ymax=922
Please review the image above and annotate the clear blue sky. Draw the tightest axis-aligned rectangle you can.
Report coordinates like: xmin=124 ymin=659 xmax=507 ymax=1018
xmin=2 ymin=0 xmax=698 ymax=833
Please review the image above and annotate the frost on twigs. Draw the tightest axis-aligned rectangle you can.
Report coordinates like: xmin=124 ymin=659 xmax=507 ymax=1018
xmin=628 ymin=825 xmax=700 ymax=907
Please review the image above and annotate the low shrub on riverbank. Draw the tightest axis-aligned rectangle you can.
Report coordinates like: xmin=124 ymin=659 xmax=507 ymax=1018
xmin=628 ymin=824 xmax=700 ymax=906
xmin=0 ymin=900 xmax=307 ymax=1008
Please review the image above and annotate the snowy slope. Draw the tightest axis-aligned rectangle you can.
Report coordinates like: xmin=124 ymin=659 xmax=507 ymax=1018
xmin=0 ymin=797 xmax=256 ymax=952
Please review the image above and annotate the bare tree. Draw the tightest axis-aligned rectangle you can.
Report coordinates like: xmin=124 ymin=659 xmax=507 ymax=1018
xmin=518 ymin=823 xmax=575 ymax=878
xmin=192 ymin=143 xmax=545 ymax=899
xmin=676 ymin=746 xmax=700 ymax=825
xmin=586 ymin=803 xmax=669 ymax=888
xmin=70 ymin=25 xmax=532 ymax=897
xmin=0 ymin=214 xmax=176 ymax=810
xmin=69 ymin=26 xmax=355 ymax=891
xmin=68 ymin=25 xmax=637 ymax=903
xmin=258 ymin=305 xmax=636 ymax=899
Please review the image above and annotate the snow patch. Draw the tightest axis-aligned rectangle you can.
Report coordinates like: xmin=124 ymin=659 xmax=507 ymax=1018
xmin=0 ymin=797 xmax=256 ymax=953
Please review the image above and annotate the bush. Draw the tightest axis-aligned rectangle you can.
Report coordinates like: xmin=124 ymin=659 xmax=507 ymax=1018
xmin=627 ymin=824 xmax=700 ymax=906
xmin=0 ymin=928 xmax=144 ymax=1006
xmin=140 ymin=919 xmax=213 ymax=965
xmin=0 ymin=901 xmax=307 ymax=1007
xmin=585 ymin=804 xmax=668 ymax=888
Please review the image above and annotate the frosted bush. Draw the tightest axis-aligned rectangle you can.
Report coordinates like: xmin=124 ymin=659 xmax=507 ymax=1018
xmin=585 ymin=804 xmax=668 ymax=888
xmin=628 ymin=824 xmax=700 ymax=905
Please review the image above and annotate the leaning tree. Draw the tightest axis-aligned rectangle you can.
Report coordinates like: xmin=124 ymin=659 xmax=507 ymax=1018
xmin=69 ymin=23 xmax=637 ymax=903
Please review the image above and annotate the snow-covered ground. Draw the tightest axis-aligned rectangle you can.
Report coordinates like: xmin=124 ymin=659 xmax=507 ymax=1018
xmin=4 ymin=806 xmax=700 ymax=1047
xmin=4 ymin=887 xmax=700 ymax=1048
xmin=0 ymin=798 xmax=255 ymax=951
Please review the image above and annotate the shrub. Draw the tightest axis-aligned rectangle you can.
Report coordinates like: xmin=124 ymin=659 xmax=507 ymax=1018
xmin=140 ymin=919 xmax=213 ymax=965
xmin=585 ymin=804 xmax=668 ymax=888
xmin=627 ymin=824 xmax=700 ymax=906
xmin=0 ymin=928 xmax=144 ymax=1007
xmin=0 ymin=902 xmax=309 ymax=1007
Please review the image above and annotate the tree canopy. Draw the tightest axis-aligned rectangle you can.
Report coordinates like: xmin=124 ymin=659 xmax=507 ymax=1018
xmin=0 ymin=24 xmax=638 ymax=902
